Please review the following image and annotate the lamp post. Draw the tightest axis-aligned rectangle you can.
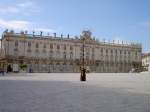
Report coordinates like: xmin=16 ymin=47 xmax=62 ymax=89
xmin=80 ymin=37 xmax=86 ymax=81
xmin=6 ymin=33 xmax=10 ymax=73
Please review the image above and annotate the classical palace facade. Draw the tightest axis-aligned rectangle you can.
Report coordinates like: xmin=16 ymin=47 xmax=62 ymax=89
xmin=0 ymin=30 xmax=142 ymax=73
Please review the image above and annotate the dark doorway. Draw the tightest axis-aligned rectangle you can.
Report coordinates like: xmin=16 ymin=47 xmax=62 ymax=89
xmin=7 ymin=65 xmax=12 ymax=72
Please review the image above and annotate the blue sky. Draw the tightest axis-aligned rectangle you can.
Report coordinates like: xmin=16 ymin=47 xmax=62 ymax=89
xmin=0 ymin=0 xmax=150 ymax=52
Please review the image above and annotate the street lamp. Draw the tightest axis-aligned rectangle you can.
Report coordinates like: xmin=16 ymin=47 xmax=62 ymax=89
xmin=80 ymin=37 xmax=86 ymax=81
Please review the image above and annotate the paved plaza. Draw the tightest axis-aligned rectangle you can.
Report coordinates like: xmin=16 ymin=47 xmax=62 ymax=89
xmin=0 ymin=73 xmax=150 ymax=112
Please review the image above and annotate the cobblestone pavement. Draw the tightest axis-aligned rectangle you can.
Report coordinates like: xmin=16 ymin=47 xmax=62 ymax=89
xmin=0 ymin=73 xmax=150 ymax=112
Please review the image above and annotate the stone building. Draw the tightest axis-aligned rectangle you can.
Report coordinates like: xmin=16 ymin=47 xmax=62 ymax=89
xmin=142 ymin=53 xmax=150 ymax=72
xmin=0 ymin=30 xmax=142 ymax=73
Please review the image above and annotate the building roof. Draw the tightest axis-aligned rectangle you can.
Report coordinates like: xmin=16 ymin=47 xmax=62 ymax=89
xmin=2 ymin=30 xmax=142 ymax=48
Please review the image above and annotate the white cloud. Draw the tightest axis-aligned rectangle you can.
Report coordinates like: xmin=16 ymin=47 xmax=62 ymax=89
xmin=34 ymin=28 xmax=56 ymax=33
xmin=17 ymin=1 xmax=33 ymax=8
xmin=0 ymin=19 xmax=31 ymax=29
xmin=0 ymin=7 xmax=19 ymax=13
xmin=0 ymin=1 xmax=40 ymax=15
xmin=17 ymin=1 xmax=40 ymax=14
xmin=0 ymin=18 xmax=56 ymax=33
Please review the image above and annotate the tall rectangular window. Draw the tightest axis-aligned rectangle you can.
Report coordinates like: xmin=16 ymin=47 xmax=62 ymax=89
xmin=64 ymin=45 xmax=66 ymax=50
xmin=36 ymin=43 xmax=39 ymax=48
xmin=28 ymin=42 xmax=31 ymax=47
xmin=50 ymin=44 xmax=53 ymax=49
xmin=70 ymin=46 xmax=73 ymax=50
xmin=70 ymin=52 xmax=73 ymax=59
xmin=101 ymin=48 xmax=103 ymax=53
xmin=44 ymin=44 xmax=46 ymax=48
xmin=15 ymin=41 xmax=18 ymax=47
xmin=57 ymin=45 xmax=60 ymax=49
xmin=64 ymin=52 xmax=66 ymax=59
